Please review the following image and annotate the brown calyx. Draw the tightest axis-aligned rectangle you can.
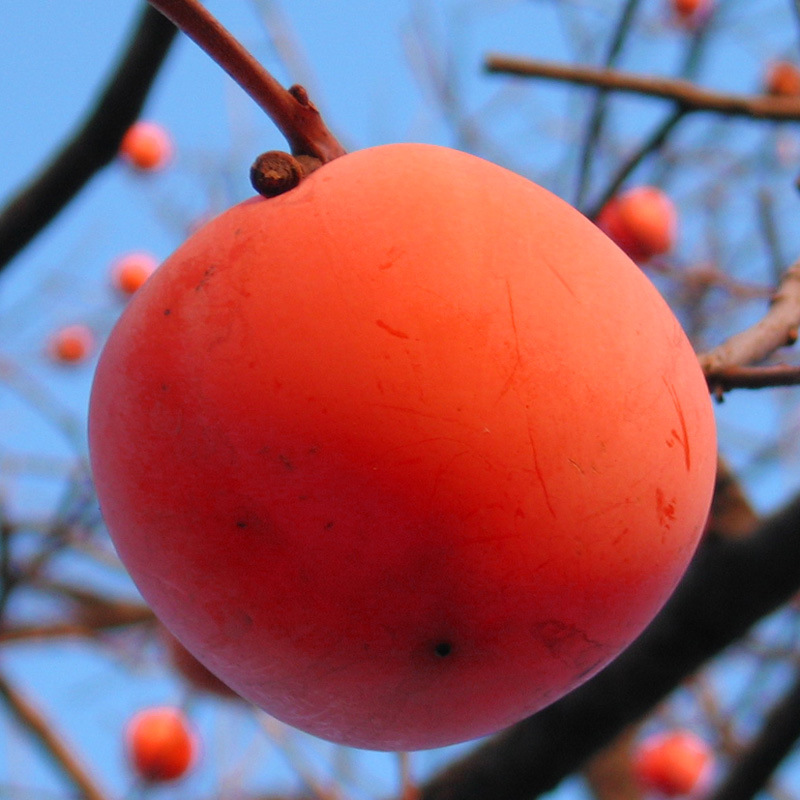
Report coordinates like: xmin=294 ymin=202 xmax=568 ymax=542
xmin=250 ymin=150 xmax=323 ymax=198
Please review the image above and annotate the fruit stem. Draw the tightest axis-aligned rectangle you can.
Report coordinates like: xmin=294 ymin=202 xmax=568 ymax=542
xmin=146 ymin=0 xmax=346 ymax=162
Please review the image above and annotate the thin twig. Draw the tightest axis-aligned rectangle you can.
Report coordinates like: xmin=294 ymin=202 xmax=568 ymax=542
xmin=574 ymin=0 xmax=642 ymax=208
xmin=0 ymin=5 xmax=178 ymax=270
xmin=0 ymin=670 xmax=110 ymax=800
xmin=585 ymin=108 xmax=685 ymax=219
xmin=1 ymin=608 xmax=156 ymax=644
xmin=709 ymin=669 xmax=800 ymax=800
xmin=705 ymin=364 xmax=800 ymax=395
xmin=485 ymin=55 xmax=800 ymax=120
xmin=146 ymin=0 xmax=346 ymax=161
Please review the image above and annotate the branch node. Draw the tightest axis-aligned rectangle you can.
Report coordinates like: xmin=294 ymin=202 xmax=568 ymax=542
xmin=289 ymin=84 xmax=312 ymax=107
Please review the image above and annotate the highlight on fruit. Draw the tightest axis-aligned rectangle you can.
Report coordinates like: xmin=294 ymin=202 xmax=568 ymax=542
xmin=89 ymin=142 xmax=716 ymax=751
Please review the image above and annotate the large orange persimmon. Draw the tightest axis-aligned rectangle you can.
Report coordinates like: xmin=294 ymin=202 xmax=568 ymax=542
xmin=89 ymin=143 xmax=716 ymax=751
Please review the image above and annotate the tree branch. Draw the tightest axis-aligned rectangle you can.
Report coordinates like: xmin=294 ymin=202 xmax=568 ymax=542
xmin=0 ymin=5 xmax=178 ymax=270
xmin=698 ymin=260 xmax=800 ymax=375
xmin=146 ymin=0 xmax=346 ymax=161
xmin=0 ymin=670 xmax=110 ymax=800
xmin=419 ymin=492 xmax=800 ymax=800
xmin=704 ymin=364 xmax=800 ymax=395
xmin=709 ymin=669 xmax=800 ymax=800
xmin=485 ymin=55 xmax=800 ymax=120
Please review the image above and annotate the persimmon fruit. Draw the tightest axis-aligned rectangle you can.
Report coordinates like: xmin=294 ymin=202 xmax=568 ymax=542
xmin=119 ymin=121 xmax=173 ymax=171
xmin=596 ymin=186 xmax=677 ymax=263
xmin=49 ymin=324 xmax=94 ymax=364
xmin=634 ymin=730 xmax=714 ymax=796
xmin=111 ymin=252 xmax=158 ymax=296
xmin=125 ymin=706 xmax=197 ymax=782
xmin=671 ymin=0 xmax=712 ymax=27
xmin=89 ymin=143 xmax=716 ymax=750
xmin=765 ymin=60 xmax=800 ymax=97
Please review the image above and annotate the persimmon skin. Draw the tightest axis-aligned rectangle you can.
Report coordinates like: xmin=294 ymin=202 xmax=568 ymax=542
xmin=634 ymin=731 xmax=714 ymax=796
xmin=158 ymin=624 xmax=241 ymax=700
xmin=597 ymin=186 xmax=677 ymax=263
xmin=89 ymin=143 xmax=716 ymax=751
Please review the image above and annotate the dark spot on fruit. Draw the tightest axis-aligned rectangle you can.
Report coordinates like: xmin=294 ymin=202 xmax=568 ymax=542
xmin=324 ymin=520 xmax=335 ymax=529
xmin=163 ymin=308 xmax=171 ymax=316
xmin=279 ymin=454 xmax=294 ymax=470
xmin=434 ymin=641 xmax=452 ymax=658
xmin=236 ymin=520 xmax=248 ymax=529
xmin=195 ymin=265 xmax=216 ymax=291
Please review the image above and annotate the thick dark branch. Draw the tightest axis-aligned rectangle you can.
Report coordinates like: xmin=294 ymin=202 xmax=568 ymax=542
xmin=709 ymin=669 xmax=800 ymax=800
xmin=0 ymin=5 xmax=178 ymax=270
xmin=705 ymin=364 xmax=800 ymax=395
xmin=420 ymin=493 xmax=800 ymax=800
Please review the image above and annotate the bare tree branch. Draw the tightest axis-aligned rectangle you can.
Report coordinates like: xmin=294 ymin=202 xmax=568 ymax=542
xmin=419 ymin=492 xmax=800 ymax=800
xmin=709 ymin=669 xmax=800 ymax=800
xmin=699 ymin=260 xmax=800 ymax=374
xmin=705 ymin=364 xmax=800 ymax=395
xmin=0 ymin=670 xmax=110 ymax=800
xmin=0 ymin=5 xmax=178 ymax=270
xmin=146 ymin=0 xmax=346 ymax=161
xmin=485 ymin=55 xmax=800 ymax=120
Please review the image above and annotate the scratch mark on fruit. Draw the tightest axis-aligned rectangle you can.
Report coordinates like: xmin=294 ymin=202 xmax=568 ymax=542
xmin=376 ymin=319 xmax=410 ymax=339
xmin=528 ymin=429 xmax=556 ymax=517
xmin=663 ymin=377 xmax=691 ymax=471
xmin=532 ymin=619 xmax=605 ymax=670
xmin=541 ymin=253 xmax=578 ymax=300
xmin=497 ymin=279 xmax=523 ymax=402
xmin=656 ymin=488 xmax=677 ymax=529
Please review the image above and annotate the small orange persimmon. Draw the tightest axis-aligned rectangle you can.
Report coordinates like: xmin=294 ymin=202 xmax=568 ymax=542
xmin=765 ymin=60 xmax=800 ymax=97
xmin=111 ymin=252 xmax=158 ymax=296
xmin=125 ymin=706 xmax=197 ymax=782
xmin=634 ymin=731 xmax=714 ymax=796
xmin=596 ymin=186 xmax=677 ymax=263
xmin=119 ymin=121 xmax=173 ymax=171
xmin=671 ymin=0 xmax=712 ymax=26
xmin=90 ymin=143 xmax=716 ymax=750
xmin=48 ymin=325 xmax=94 ymax=365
